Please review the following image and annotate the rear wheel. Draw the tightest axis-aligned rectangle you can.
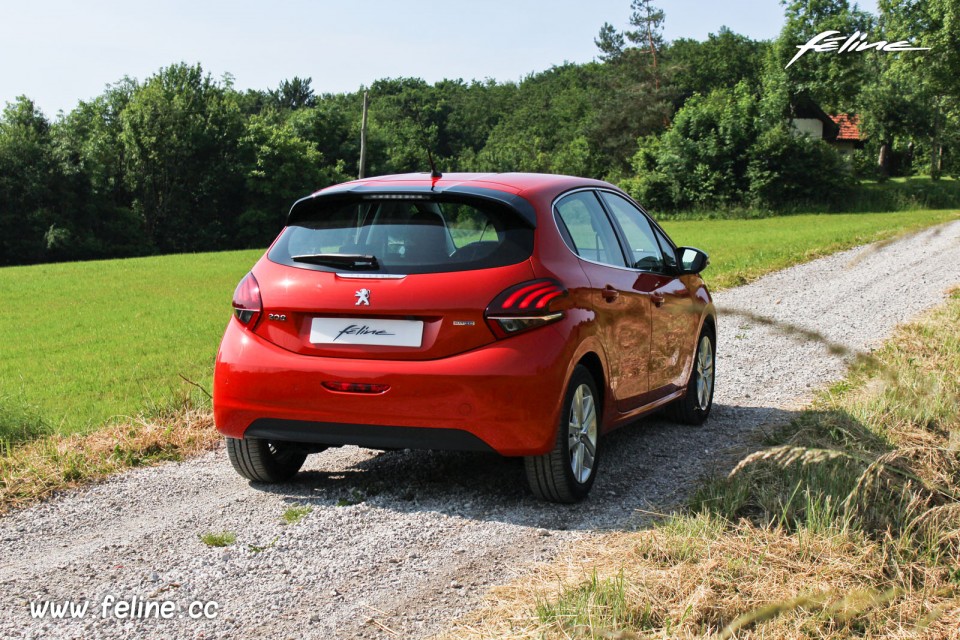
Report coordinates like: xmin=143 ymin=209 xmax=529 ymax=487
xmin=667 ymin=330 xmax=715 ymax=425
xmin=225 ymin=437 xmax=308 ymax=482
xmin=525 ymin=366 xmax=600 ymax=503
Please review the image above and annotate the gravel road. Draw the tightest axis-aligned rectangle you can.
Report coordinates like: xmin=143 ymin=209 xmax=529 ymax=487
xmin=2 ymin=220 xmax=959 ymax=640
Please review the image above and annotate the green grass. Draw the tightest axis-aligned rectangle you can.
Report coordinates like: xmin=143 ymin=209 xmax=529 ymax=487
xmin=661 ymin=209 xmax=958 ymax=289
xmin=0 ymin=249 xmax=262 ymax=438
xmin=199 ymin=531 xmax=237 ymax=547
xmin=281 ymin=504 xmax=312 ymax=524
xmin=536 ymin=570 xmax=658 ymax=635
xmin=844 ymin=176 xmax=960 ymax=213
xmin=0 ymin=209 xmax=956 ymax=442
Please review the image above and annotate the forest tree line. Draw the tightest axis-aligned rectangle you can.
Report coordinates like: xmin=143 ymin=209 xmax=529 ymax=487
xmin=1 ymin=0 xmax=958 ymax=266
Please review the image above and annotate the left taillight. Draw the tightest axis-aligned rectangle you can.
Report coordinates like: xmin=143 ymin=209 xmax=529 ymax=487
xmin=484 ymin=278 xmax=567 ymax=339
xmin=232 ymin=272 xmax=262 ymax=328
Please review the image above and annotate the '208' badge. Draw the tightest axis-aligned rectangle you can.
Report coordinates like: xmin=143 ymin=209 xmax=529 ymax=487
xmin=355 ymin=288 xmax=371 ymax=306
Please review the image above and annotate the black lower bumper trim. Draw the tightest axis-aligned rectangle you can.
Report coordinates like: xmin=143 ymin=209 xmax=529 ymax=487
xmin=244 ymin=419 xmax=495 ymax=453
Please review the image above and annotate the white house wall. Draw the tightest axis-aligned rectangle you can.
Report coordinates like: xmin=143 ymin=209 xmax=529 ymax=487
xmin=791 ymin=118 xmax=824 ymax=139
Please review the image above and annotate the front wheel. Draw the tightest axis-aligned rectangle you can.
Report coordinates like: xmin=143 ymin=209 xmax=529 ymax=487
xmin=525 ymin=365 xmax=600 ymax=503
xmin=667 ymin=330 xmax=715 ymax=425
xmin=225 ymin=437 xmax=307 ymax=482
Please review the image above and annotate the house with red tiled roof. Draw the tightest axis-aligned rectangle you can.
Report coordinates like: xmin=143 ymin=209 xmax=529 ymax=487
xmin=828 ymin=113 xmax=864 ymax=155
xmin=789 ymin=96 xmax=866 ymax=156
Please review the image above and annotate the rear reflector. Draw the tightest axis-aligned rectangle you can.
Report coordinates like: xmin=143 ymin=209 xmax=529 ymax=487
xmin=322 ymin=381 xmax=391 ymax=394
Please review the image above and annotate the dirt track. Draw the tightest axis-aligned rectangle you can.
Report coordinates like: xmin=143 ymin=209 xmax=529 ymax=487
xmin=2 ymin=220 xmax=959 ymax=639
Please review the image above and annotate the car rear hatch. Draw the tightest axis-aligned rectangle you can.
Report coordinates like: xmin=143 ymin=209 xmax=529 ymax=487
xmin=246 ymin=188 xmax=539 ymax=361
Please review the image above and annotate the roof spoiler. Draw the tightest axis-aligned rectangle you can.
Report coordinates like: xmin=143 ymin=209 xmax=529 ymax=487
xmin=287 ymin=184 xmax=538 ymax=227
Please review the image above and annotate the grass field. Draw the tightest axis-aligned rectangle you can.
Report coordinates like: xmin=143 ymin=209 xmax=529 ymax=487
xmin=0 ymin=209 xmax=956 ymax=442
xmin=660 ymin=209 xmax=959 ymax=289
xmin=0 ymin=249 xmax=262 ymax=440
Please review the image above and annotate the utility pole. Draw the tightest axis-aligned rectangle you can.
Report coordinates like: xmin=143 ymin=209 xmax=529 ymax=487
xmin=359 ymin=91 xmax=368 ymax=179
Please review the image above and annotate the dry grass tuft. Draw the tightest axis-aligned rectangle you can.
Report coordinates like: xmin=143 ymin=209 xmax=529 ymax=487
xmin=0 ymin=408 xmax=218 ymax=514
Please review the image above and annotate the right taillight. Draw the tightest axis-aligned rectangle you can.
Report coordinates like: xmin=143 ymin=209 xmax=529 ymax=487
xmin=484 ymin=279 xmax=567 ymax=339
xmin=232 ymin=272 xmax=262 ymax=328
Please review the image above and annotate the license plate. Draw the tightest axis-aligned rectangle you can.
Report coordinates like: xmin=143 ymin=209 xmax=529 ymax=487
xmin=310 ymin=317 xmax=423 ymax=347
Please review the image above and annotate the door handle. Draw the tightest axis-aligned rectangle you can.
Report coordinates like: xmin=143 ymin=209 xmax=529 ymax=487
xmin=651 ymin=292 xmax=665 ymax=307
xmin=601 ymin=286 xmax=619 ymax=302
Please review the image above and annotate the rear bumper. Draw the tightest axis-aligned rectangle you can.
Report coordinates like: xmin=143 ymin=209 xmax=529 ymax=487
xmin=213 ymin=319 xmax=571 ymax=456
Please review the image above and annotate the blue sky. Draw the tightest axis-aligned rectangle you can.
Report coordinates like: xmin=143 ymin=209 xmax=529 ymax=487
xmin=0 ymin=0 xmax=879 ymax=117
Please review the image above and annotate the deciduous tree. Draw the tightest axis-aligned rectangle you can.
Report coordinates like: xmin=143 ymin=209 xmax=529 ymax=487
xmin=120 ymin=63 xmax=245 ymax=251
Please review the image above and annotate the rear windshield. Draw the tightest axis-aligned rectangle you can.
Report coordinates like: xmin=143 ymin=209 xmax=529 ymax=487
xmin=268 ymin=195 xmax=534 ymax=275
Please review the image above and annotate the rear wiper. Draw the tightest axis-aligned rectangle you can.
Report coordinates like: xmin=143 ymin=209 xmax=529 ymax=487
xmin=291 ymin=253 xmax=380 ymax=270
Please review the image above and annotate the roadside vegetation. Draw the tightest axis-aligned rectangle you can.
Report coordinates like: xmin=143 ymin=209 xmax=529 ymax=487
xmin=0 ymin=408 xmax=216 ymax=514
xmin=659 ymin=176 xmax=960 ymax=220
xmin=441 ymin=288 xmax=960 ymax=638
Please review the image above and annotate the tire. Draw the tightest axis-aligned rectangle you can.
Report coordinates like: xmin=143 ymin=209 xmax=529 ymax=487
xmin=525 ymin=365 xmax=600 ymax=503
xmin=667 ymin=329 xmax=715 ymax=425
xmin=225 ymin=436 xmax=307 ymax=482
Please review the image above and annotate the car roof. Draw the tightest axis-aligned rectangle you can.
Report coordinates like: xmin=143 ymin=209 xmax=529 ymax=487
xmin=313 ymin=172 xmax=614 ymax=199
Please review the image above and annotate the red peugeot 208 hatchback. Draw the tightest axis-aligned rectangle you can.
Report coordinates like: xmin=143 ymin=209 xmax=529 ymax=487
xmin=214 ymin=173 xmax=716 ymax=502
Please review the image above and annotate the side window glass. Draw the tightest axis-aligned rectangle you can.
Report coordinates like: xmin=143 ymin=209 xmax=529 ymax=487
xmin=654 ymin=227 xmax=678 ymax=271
xmin=599 ymin=192 xmax=664 ymax=272
xmin=554 ymin=192 xmax=626 ymax=267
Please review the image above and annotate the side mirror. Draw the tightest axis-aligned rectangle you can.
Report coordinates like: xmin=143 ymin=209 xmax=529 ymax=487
xmin=677 ymin=246 xmax=709 ymax=274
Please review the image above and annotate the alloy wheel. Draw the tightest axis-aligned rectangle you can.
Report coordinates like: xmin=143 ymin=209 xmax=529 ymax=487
xmin=695 ymin=335 xmax=714 ymax=410
xmin=567 ymin=383 xmax=598 ymax=483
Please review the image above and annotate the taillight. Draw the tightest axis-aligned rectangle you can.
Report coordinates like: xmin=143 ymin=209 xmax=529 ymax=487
xmin=232 ymin=272 xmax=262 ymax=328
xmin=485 ymin=279 xmax=567 ymax=338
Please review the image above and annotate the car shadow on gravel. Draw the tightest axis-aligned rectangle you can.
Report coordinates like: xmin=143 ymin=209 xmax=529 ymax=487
xmin=249 ymin=403 xmax=799 ymax=532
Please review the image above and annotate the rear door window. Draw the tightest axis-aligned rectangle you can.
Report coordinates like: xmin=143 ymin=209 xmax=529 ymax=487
xmin=554 ymin=191 xmax=627 ymax=267
xmin=598 ymin=192 xmax=665 ymax=272
xmin=269 ymin=195 xmax=533 ymax=274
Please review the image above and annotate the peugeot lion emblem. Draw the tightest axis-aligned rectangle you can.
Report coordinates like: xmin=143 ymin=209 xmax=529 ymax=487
xmin=355 ymin=288 xmax=371 ymax=306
